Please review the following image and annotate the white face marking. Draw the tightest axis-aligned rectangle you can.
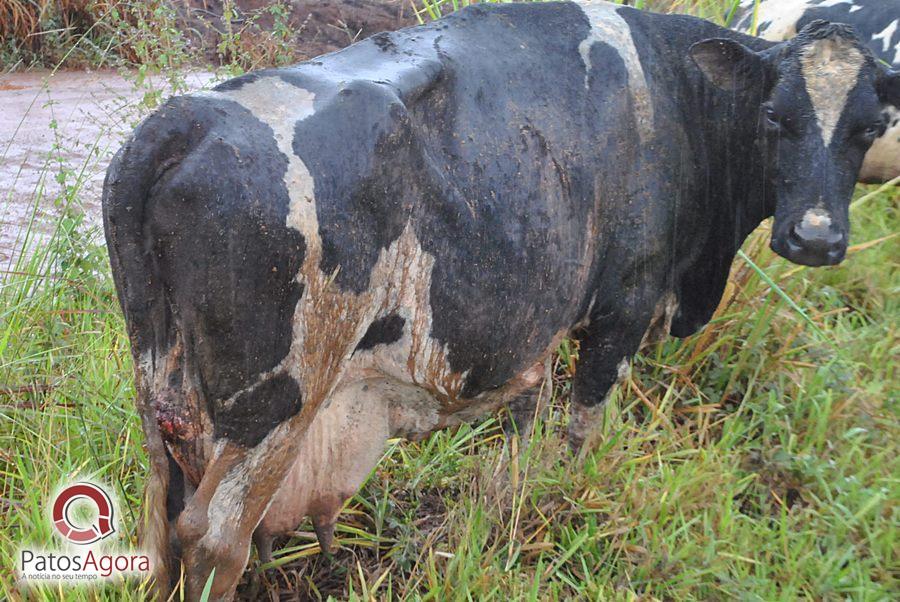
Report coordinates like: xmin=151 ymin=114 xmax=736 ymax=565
xmin=800 ymin=38 xmax=865 ymax=147
xmin=576 ymin=1 xmax=654 ymax=144
xmin=801 ymin=208 xmax=833 ymax=229
xmin=737 ymin=2 xmax=897 ymax=181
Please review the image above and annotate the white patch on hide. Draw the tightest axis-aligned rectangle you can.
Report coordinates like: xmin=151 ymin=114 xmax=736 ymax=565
xmin=201 ymin=77 xmax=320 ymax=256
xmin=575 ymin=1 xmax=654 ymax=144
xmin=872 ymin=19 xmax=898 ymax=55
xmin=740 ymin=1 xmax=853 ymax=39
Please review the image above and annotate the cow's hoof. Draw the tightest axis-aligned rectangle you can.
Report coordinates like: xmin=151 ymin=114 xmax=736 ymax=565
xmin=566 ymin=432 xmax=584 ymax=457
xmin=567 ymin=401 xmax=605 ymax=461
xmin=312 ymin=515 xmax=336 ymax=559
xmin=253 ymin=530 xmax=274 ymax=565
xmin=182 ymin=538 xmax=250 ymax=602
xmin=245 ymin=569 xmax=267 ymax=602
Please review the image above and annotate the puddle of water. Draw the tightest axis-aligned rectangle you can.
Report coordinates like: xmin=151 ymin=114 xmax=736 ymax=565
xmin=0 ymin=69 xmax=215 ymax=271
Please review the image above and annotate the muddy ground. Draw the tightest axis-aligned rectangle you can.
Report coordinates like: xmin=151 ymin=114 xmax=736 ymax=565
xmin=0 ymin=70 xmax=214 ymax=268
xmin=0 ymin=0 xmax=414 ymax=270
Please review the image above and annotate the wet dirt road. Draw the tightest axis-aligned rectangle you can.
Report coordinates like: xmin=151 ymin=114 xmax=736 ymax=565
xmin=0 ymin=70 xmax=213 ymax=269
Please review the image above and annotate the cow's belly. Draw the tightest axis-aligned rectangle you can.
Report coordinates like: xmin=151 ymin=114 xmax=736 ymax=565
xmin=860 ymin=108 xmax=900 ymax=183
xmin=258 ymin=355 xmax=549 ymax=539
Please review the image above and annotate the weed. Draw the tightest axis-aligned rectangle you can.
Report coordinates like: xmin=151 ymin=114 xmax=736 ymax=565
xmin=1 ymin=0 xmax=312 ymax=73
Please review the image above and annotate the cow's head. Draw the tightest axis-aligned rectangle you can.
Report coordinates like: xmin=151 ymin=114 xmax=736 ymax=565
xmin=691 ymin=21 xmax=899 ymax=266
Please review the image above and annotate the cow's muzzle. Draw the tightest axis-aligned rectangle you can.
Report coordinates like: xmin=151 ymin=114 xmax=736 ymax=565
xmin=772 ymin=213 xmax=846 ymax=267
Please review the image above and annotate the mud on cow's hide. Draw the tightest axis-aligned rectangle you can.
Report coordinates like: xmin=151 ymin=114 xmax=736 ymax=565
xmin=103 ymin=1 xmax=900 ymax=599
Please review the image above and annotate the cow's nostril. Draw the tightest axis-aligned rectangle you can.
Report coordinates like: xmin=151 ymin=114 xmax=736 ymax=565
xmin=790 ymin=222 xmax=843 ymax=252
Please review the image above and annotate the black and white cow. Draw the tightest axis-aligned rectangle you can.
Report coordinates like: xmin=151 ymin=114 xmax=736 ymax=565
xmin=733 ymin=0 xmax=900 ymax=182
xmin=102 ymin=0 xmax=900 ymax=599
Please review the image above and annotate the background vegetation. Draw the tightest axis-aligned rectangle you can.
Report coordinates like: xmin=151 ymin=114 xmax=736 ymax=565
xmin=1 ymin=0 xmax=897 ymax=600
xmin=0 ymin=0 xmax=299 ymax=74
xmin=0 ymin=0 xmax=412 ymax=73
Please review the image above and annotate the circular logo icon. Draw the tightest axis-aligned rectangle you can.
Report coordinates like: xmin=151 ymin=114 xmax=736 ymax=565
xmin=52 ymin=483 xmax=115 ymax=544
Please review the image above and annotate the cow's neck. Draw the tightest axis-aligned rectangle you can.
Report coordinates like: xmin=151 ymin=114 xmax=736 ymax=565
xmin=666 ymin=22 xmax=779 ymax=336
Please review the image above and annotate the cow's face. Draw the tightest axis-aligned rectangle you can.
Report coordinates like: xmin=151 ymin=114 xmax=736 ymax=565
xmin=691 ymin=21 xmax=900 ymax=267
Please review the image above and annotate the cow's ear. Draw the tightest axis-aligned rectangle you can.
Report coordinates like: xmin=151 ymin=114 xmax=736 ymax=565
xmin=690 ymin=38 xmax=768 ymax=92
xmin=876 ymin=68 xmax=900 ymax=106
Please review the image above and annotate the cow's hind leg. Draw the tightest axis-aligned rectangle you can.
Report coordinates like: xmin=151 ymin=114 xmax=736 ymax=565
xmin=503 ymin=357 xmax=553 ymax=445
xmin=175 ymin=404 xmax=318 ymax=601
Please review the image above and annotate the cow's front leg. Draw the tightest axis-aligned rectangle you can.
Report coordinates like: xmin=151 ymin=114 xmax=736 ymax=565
xmin=569 ymin=293 xmax=674 ymax=454
xmin=568 ymin=333 xmax=636 ymax=455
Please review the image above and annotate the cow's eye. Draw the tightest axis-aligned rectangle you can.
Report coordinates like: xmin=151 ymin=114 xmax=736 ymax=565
xmin=763 ymin=106 xmax=780 ymax=128
xmin=860 ymin=122 xmax=883 ymax=140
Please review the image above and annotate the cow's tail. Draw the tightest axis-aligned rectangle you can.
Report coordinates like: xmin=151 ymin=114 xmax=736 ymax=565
xmin=102 ymin=103 xmax=202 ymax=598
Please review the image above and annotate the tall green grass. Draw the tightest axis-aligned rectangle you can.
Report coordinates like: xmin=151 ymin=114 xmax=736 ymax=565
xmin=1 ymin=0 xmax=898 ymax=600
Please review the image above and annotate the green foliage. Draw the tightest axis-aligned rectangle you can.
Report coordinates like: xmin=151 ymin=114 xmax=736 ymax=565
xmin=415 ymin=0 xmax=546 ymax=23
xmin=0 ymin=0 xmax=301 ymax=73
